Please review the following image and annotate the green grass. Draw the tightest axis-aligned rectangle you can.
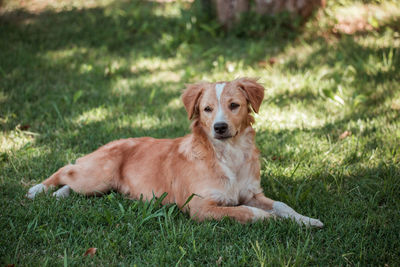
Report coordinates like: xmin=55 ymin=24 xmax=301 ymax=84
xmin=1 ymin=0 xmax=400 ymax=265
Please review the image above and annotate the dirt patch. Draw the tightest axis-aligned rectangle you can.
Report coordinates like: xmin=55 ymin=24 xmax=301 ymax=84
xmin=332 ymin=2 xmax=400 ymax=35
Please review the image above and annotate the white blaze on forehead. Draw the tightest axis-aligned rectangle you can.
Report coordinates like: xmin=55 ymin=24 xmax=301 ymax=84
xmin=214 ymin=83 xmax=226 ymax=123
xmin=215 ymin=83 xmax=225 ymax=101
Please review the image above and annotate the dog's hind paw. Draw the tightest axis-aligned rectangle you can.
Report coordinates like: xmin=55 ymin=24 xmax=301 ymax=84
xmin=299 ymin=216 xmax=324 ymax=228
xmin=52 ymin=185 xmax=71 ymax=199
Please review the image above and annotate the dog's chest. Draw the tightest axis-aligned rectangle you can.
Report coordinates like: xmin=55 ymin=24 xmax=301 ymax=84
xmin=210 ymin=141 xmax=260 ymax=206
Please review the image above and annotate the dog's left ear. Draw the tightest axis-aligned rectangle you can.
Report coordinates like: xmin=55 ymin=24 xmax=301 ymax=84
xmin=182 ymin=83 xmax=204 ymax=120
xmin=237 ymin=78 xmax=265 ymax=113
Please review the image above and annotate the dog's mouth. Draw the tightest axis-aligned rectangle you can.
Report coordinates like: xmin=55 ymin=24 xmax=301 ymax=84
xmin=214 ymin=131 xmax=238 ymax=140
xmin=215 ymin=135 xmax=232 ymax=140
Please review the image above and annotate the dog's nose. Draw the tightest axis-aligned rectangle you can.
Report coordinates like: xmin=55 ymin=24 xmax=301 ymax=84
xmin=214 ymin=122 xmax=228 ymax=134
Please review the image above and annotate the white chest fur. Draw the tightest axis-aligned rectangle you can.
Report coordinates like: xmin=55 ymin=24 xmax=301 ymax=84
xmin=208 ymin=129 xmax=262 ymax=205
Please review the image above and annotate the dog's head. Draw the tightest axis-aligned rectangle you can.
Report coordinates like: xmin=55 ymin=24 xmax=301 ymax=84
xmin=182 ymin=78 xmax=264 ymax=140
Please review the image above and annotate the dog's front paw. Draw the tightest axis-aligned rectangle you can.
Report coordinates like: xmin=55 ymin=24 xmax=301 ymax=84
xmin=248 ymin=207 xmax=276 ymax=222
xmin=272 ymin=201 xmax=323 ymax=228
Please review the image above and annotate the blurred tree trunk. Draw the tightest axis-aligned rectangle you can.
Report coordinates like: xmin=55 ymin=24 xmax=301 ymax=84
xmin=206 ymin=0 xmax=325 ymax=29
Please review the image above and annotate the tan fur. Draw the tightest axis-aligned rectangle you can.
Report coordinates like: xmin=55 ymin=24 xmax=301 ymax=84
xmin=28 ymin=78 xmax=323 ymax=226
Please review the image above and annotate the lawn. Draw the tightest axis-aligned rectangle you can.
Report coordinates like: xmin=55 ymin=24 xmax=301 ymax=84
xmin=1 ymin=0 xmax=400 ymax=265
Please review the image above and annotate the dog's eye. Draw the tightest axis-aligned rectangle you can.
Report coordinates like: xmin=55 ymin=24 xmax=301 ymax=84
xmin=204 ymin=106 xmax=213 ymax=112
xmin=229 ymin=103 xmax=240 ymax=110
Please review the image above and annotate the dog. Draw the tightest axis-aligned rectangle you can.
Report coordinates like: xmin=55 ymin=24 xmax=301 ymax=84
xmin=27 ymin=78 xmax=323 ymax=227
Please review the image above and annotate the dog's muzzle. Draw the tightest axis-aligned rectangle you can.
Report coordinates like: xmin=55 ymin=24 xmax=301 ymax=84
xmin=213 ymin=122 xmax=232 ymax=140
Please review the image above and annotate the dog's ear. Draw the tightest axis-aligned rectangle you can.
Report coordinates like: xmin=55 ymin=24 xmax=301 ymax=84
xmin=237 ymin=78 xmax=265 ymax=113
xmin=182 ymin=83 xmax=204 ymax=120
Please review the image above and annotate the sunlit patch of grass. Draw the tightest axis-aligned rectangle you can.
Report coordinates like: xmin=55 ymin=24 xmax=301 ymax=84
xmin=256 ymin=106 xmax=329 ymax=131
xmin=133 ymin=57 xmax=182 ymax=72
xmin=166 ymin=98 xmax=182 ymax=110
xmin=127 ymin=113 xmax=163 ymax=130
xmin=43 ymin=47 xmax=89 ymax=61
xmin=144 ymin=69 xmax=183 ymax=84
xmin=152 ymin=0 xmax=186 ymax=18
xmin=355 ymin=29 xmax=400 ymax=49
xmin=0 ymin=131 xmax=35 ymax=152
xmin=74 ymin=107 xmax=110 ymax=124
xmin=108 ymin=57 xmax=185 ymax=92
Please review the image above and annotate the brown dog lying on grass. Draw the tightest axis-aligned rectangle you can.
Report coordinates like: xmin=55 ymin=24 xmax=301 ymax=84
xmin=27 ymin=78 xmax=323 ymax=227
